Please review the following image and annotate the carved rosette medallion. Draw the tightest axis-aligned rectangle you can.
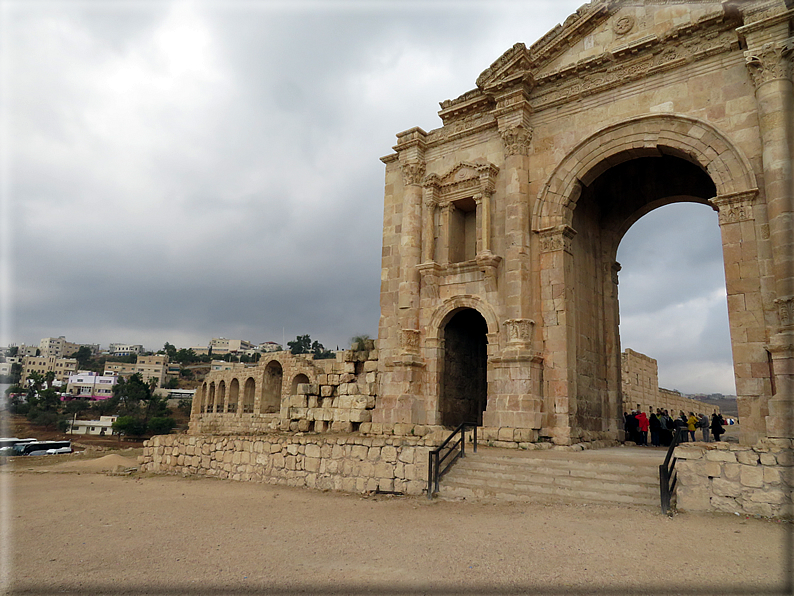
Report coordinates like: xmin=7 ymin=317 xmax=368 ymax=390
xmin=745 ymin=40 xmax=794 ymax=89
xmin=613 ymin=14 xmax=636 ymax=36
xmin=774 ymin=296 xmax=794 ymax=329
xmin=400 ymin=329 xmax=421 ymax=354
xmin=402 ymin=161 xmax=426 ymax=186
xmin=504 ymin=319 xmax=534 ymax=345
xmin=537 ymin=225 xmax=576 ymax=254
xmin=710 ymin=190 xmax=759 ymax=225
xmin=500 ymin=126 xmax=533 ymax=157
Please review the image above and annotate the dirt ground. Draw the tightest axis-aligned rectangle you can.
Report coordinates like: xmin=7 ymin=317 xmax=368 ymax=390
xmin=2 ymin=447 xmax=791 ymax=596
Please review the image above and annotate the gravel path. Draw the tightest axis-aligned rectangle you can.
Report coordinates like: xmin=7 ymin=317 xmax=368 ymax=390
xmin=2 ymin=461 xmax=791 ymax=596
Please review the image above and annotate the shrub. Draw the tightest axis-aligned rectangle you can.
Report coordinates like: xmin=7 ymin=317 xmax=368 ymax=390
xmin=147 ymin=417 xmax=176 ymax=435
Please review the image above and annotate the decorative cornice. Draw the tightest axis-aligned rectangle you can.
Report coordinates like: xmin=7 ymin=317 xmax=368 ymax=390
xmin=537 ymin=225 xmax=577 ymax=253
xmin=745 ymin=39 xmax=794 ymax=88
xmin=709 ymin=189 xmax=760 ymax=224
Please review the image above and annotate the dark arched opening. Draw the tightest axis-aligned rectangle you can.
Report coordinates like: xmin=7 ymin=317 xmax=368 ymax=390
xmin=440 ymin=308 xmax=488 ymax=427
xmin=261 ymin=361 xmax=283 ymax=414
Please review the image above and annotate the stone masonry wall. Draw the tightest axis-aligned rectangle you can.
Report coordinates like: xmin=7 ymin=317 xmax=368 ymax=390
xmin=139 ymin=433 xmax=434 ymax=496
xmin=675 ymin=439 xmax=793 ymax=518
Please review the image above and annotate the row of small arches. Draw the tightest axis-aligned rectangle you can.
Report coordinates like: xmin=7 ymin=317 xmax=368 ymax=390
xmin=196 ymin=360 xmax=311 ymax=416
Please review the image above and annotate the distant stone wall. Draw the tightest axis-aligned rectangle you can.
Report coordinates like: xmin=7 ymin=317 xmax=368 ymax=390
xmin=139 ymin=433 xmax=433 ymax=496
xmin=675 ymin=439 xmax=793 ymax=518
xmin=621 ymin=349 xmax=719 ymax=417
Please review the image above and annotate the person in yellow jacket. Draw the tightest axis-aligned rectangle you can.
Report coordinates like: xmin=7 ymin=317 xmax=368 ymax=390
xmin=687 ymin=412 xmax=698 ymax=442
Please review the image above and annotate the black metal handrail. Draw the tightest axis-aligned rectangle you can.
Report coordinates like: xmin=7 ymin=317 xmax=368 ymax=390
xmin=427 ymin=422 xmax=478 ymax=499
xmin=659 ymin=427 xmax=687 ymax=515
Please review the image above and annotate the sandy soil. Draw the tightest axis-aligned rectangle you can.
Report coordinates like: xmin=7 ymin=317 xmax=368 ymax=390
xmin=2 ymin=448 xmax=791 ymax=596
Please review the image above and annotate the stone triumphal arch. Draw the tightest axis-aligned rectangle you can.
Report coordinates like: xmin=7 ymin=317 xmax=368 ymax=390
xmin=374 ymin=0 xmax=793 ymax=445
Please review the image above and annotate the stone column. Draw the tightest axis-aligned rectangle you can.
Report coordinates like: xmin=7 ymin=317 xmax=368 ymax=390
xmin=421 ymin=179 xmax=439 ymax=264
xmin=496 ymin=88 xmax=533 ymax=322
xmin=537 ymin=224 xmax=577 ymax=445
xmin=745 ymin=38 xmax=794 ymax=438
xmin=710 ymin=190 xmax=770 ymax=444
xmin=396 ymin=130 xmax=427 ymax=355
xmin=439 ymin=203 xmax=454 ymax=265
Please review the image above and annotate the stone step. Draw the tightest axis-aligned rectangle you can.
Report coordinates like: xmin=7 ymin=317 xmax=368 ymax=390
xmin=451 ymin=456 xmax=659 ymax=486
xmin=438 ymin=449 xmax=662 ymax=507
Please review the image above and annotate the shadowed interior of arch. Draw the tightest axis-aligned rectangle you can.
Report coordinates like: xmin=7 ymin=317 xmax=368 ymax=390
xmin=571 ymin=153 xmax=719 ymax=432
xmin=440 ymin=308 xmax=488 ymax=428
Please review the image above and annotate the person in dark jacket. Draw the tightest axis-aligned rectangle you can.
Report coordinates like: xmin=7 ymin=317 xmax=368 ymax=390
xmin=625 ymin=411 xmax=640 ymax=444
xmin=649 ymin=410 xmax=661 ymax=447
xmin=711 ymin=412 xmax=725 ymax=442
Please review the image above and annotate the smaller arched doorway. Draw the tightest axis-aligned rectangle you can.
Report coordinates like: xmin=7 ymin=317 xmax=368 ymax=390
xmin=440 ymin=308 xmax=488 ymax=427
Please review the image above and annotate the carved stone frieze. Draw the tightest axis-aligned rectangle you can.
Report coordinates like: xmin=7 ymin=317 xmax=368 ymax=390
xmin=710 ymin=189 xmax=759 ymax=225
xmin=537 ymin=225 xmax=576 ymax=254
xmin=504 ymin=318 xmax=535 ymax=345
xmin=745 ymin=40 xmax=794 ymax=88
xmin=500 ymin=126 xmax=533 ymax=157
xmin=531 ymin=24 xmax=738 ymax=112
xmin=402 ymin=161 xmax=426 ymax=186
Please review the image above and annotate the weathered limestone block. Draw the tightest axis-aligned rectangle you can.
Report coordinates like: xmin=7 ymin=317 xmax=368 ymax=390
xmin=379 ymin=445 xmax=397 ymax=462
xmin=712 ymin=477 xmax=743 ymax=497
xmin=349 ymin=409 xmax=372 ymax=423
xmin=737 ymin=451 xmax=760 ymax=465
xmin=740 ymin=466 xmax=765 ymax=488
xmin=677 ymin=485 xmax=711 ymax=511
xmin=749 ymin=489 xmax=789 ymax=504
xmin=710 ymin=495 xmax=739 ymax=513
xmin=706 ymin=450 xmax=737 ymax=463
xmin=742 ymin=501 xmax=773 ymax=517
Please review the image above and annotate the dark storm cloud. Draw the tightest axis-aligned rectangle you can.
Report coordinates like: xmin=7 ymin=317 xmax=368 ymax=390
xmin=4 ymin=0 xmax=734 ymax=393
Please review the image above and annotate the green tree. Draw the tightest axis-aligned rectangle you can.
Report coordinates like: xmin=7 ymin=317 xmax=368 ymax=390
xmin=112 ymin=415 xmax=147 ymax=437
xmin=69 ymin=346 xmax=93 ymax=369
xmin=163 ymin=342 xmax=177 ymax=359
xmin=288 ymin=335 xmax=312 ymax=355
xmin=8 ymin=346 xmax=18 ymax=357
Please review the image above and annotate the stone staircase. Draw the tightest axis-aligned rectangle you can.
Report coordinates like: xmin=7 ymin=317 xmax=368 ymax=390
xmin=438 ymin=446 xmax=662 ymax=508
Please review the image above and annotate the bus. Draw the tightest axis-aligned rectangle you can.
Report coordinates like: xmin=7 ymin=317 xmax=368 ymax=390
xmin=0 ymin=438 xmax=37 ymax=456
xmin=11 ymin=441 xmax=72 ymax=456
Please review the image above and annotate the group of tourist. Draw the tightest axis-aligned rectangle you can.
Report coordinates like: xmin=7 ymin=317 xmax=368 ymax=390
xmin=623 ymin=408 xmax=726 ymax=447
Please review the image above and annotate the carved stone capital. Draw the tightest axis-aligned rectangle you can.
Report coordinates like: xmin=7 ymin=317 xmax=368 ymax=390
xmin=400 ymin=329 xmax=421 ymax=354
xmin=775 ymin=296 xmax=794 ymax=329
xmin=476 ymin=251 xmax=502 ymax=292
xmin=504 ymin=318 xmax=535 ymax=345
xmin=402 ymin=161 xmax=426 ymax=186
xmin=500 ymin=125 xmax=533 ymax=157
xmin=611 ymin=262 xmax=622 ymax=285
xmin=745 ymin=39 xmax=794 ymax=89
xmin=709 ymin=189 xmax=759 ymax=225
xmin=537 ymin=225 xmax=576 ymax=253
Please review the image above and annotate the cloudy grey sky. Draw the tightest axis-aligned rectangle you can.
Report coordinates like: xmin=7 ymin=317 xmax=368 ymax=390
xmin=1 ymin=0 xmax=735 ymax=395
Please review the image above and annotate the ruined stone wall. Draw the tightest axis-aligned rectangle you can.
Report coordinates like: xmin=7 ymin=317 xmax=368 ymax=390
xmin=674 ymin=439 xmax=793 ymax=518
xmin=139 ymin=433 xmax=433 ymax=496
xmin=621 ymin=349 xmax=720 ymax=416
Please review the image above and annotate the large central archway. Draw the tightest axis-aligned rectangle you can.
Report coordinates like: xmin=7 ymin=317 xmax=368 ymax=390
xmin=534 ymin=115 xmax=767 ymax=443
xmin=440 ymin=308 xmax=488 ymax=427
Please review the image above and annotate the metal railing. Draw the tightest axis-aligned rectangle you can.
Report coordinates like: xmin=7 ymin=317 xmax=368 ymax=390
xmin=427 ymin=422 xmax=478 ymax=499
xmin=659 ymin=427 xmax=687 ymax=515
